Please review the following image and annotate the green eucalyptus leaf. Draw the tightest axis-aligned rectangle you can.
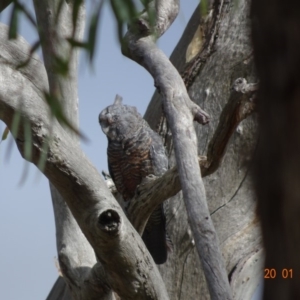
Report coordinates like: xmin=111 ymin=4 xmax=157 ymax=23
xmin=11 ymin=110 xmax=21 ymax=138
xmin=4 ymin=110 xmax=21 ymax=163
xmin=15 ymin=1 xmax=37 ymax=27
xmin=200 ymin=0 xmax=208 ymax=17
xmin=8 ymin=3 xmax=19 ymax=39
xmin=67 ymin=38 xmax=88 ymax=49
xmin=72 ymin=0 xmax=84 ymax=31
xmin=53 ymin=55 xmax=69 ymax=77
xmin=87 ymin=0 xmax=103 ymax=63
xmin=1 ymin=127 xmax=9 ymax=142
xmin=37 ymin=136 xmax=50 ymax=172
xmin=110 ymin=0 xmax=139 ymax=42
xmin=24 ymin=120 xmax=32 ymax=161
xmin=17 ymin=40 xmax=41 ymax=69
xmin=44 ymin=92 xmax=87 ymax=141
xmin=111 ymin=0 xmax=137 ymax=22
xmin=146 ymin=4 xmax=156 ymax=31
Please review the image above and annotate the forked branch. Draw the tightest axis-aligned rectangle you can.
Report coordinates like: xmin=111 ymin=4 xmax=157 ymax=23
xmin=122 ymin=0 xmax=232 ymax=299
xmin=0 ymin=23 xmax=168 ymax=300
xmin=126 ymin=78 xmax=257 ymax=234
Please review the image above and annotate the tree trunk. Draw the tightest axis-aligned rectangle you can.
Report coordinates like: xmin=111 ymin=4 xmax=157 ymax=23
xmin=252 ymin=1 xmax=300 ymax=299
xmin=145 ymin=1 xmax=262 ymax=299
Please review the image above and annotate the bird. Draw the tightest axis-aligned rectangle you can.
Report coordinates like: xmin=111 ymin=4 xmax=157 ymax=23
xmin=99 ymin=95 xmax=168 ymax=264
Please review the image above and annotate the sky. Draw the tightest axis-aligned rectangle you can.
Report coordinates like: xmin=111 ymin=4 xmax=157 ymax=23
xmin=0 ymin=1 xmax=200 ymax=299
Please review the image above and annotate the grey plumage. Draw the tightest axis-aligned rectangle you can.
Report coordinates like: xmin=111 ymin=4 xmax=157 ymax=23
xmin=99 ymin=95 xmax=168 ymax=264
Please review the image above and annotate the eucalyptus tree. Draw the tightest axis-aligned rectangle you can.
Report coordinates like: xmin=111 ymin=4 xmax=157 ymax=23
xmin=0 ymin=1 xmax=263 ymax=299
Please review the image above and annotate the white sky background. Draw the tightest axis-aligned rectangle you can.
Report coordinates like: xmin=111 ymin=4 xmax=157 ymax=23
xmin=0 ymin=1 xmax=199 ymax=299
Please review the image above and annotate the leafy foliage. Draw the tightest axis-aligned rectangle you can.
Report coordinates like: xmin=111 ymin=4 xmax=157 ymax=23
xmin=110 ymin=0 xmax=138 ymax=42
xmin=8 ymin=0 xmax=36 ymax=39
xmin=200 ymin=0 xmax=208 ymax=16
xmin=3 ymin=0 xmax=154 ymax=164
xmin=0 ymin=127 xmax=9 ymax=143
xmin=87 ymin=0 xmax=103 ymax=62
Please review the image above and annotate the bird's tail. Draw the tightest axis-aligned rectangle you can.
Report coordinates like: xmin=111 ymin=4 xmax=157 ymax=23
xmin=142 ymin=203 xmax=169 ymax=264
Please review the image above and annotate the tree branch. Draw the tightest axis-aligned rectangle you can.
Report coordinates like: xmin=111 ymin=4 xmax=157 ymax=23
xmin=203 ymin=77 xmax=257 ymax=176
xmin=128 ymin=76 xmax=257 ymax=232
xmin=0 ymin=24 xmax=168 ymax=300
xmin=0 ymin=0 xmax=12 ymax=13
xmin=32 ymin=1 xmax=106 ymax=299
xmin=122 ymin=1 xmax=232 ymax=299
xmin=125 ymin=156 xmax=205 ymax=234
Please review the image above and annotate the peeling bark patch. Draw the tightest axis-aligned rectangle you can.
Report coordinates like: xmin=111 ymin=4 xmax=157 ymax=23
xmin=181 ymin=0 xmax=230 ymax=88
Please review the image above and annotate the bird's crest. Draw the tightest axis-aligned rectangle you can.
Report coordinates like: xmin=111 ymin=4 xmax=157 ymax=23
xmin=114 ymin=94 xmax=123 ymax=106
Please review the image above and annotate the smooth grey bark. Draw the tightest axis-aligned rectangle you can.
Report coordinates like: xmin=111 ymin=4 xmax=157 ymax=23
xmin=122 ymin=1 xmax=232 ymax=299
xmin=0 ymin=22 xmax=168 ymax=300
xmin=32 ymin=1 xmax=106 ymax=299
xmin=144 ymin=1 xmax=262 ymax=299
